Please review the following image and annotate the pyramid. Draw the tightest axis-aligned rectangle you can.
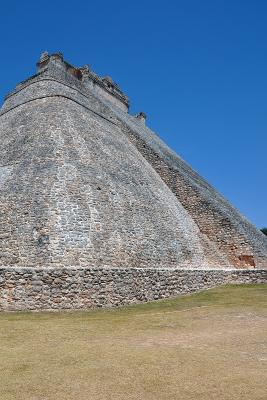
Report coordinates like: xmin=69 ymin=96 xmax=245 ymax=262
xmin=0 ymin=52 xmax=266 ymax=310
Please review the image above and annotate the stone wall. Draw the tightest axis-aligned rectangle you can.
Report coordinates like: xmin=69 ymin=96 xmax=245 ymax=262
xmin=1 ymin=54 xmax=267 ymax=270
xmin=100 ymin=102 xmax=267 ymax=269
xmin=0 ymin=267 xmax=266 ymax=311
xmin=0 ymin=96 xmax=213 ymax=269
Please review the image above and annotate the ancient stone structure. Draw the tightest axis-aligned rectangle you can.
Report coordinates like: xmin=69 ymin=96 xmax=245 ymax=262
xmin=0 ymin=52 xmax=266 ymax=311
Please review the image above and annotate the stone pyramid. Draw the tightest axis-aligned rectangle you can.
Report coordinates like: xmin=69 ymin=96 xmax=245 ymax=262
xmin=0 ymin=52 xmax=266 ymax=310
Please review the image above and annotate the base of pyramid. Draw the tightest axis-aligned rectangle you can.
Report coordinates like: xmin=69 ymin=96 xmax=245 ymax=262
xmin=0 ymin=267 xmax=266 ymax=311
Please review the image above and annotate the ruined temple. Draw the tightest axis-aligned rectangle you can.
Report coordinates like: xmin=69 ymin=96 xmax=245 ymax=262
xmin=0 ymin=52 xmax=266 ymax=310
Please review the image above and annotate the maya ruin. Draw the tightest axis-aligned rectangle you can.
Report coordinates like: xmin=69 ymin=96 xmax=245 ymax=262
xmin=0 ymin=52 xmax=266 ymax=311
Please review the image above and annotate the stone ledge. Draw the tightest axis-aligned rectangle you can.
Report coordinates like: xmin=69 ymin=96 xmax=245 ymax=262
xmin=0 ymin=267 xmax=266 ymax=311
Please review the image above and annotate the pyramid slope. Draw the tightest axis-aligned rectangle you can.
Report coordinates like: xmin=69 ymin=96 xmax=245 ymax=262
xmin=92 ymin=87 xmax=267 ymax=269
xmin=0 ymin=53 xmax=266 ymax=270
xmin=0 ymin=95 xmax=223 ymax=269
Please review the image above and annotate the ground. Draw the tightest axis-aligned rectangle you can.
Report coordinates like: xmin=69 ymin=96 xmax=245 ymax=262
xmin=0 ymin=284 xmax=266 ymax=400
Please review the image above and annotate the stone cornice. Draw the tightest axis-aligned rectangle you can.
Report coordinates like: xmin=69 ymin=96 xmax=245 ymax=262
xmin=37 ymin=52 xmax=129 ymax=109
xmin=4 ymin=53 xmax=129 ymax=110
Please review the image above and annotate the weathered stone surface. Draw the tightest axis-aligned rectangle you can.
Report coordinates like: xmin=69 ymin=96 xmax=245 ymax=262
xmin=0 ymin=52 xmax=266 ymax=310
xmin=0 ymin=267 xmax=266 ymax=311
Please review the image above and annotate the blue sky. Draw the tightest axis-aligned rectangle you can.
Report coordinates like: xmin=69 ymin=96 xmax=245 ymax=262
xmin=0 ymin=1 xmax=266 ymax=227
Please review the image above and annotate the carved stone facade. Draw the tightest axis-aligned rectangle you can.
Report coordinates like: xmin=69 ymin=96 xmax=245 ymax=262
xmin=0 ymin=53 xmax=266 ymax=310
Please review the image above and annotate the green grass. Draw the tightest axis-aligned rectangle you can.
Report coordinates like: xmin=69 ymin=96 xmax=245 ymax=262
xmin=0 ymin=284 xmax=266 ymax=400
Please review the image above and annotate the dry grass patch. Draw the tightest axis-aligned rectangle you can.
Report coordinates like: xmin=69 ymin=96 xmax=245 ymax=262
xmin=0 ymin=284 xmax=266 ymax=400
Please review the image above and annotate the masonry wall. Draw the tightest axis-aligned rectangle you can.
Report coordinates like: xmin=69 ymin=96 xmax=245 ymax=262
xmin=98 ymin=104 xmax=267 ymax=269
xmin=0 ymin=267 xmax=266 ymax=311
xmin=122 ymin=124 xmax=259 ymax=267
xmin=0 ymin=79 xmax=229 ymax=270
xmin=1 ymin=55 xmax=267 ymax=275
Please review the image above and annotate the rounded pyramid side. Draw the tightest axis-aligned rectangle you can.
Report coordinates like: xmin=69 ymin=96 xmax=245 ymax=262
xmin=98 ymin=98 xmax=267 ymax=269
xmin=0 ymin=83 xmax=224 ymax=269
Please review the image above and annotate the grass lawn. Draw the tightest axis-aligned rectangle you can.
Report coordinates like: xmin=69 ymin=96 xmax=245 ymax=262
xmin=0 ymin=284 xmax=266 ymax=400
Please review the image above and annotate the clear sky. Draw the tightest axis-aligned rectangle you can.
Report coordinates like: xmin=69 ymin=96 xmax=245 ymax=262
xmin=0 ymin=1 xmax=266 ymax=228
